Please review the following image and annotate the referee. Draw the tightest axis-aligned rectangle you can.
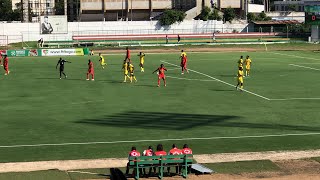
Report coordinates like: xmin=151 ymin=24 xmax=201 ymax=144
xmin=56 ymin=57 xmax=71 ymax=79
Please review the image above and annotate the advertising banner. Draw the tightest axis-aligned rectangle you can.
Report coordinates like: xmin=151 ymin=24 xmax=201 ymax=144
xmin=41 ymin=49 xmax=84 ymax=56
xmin=40 ymin=15 xmax=68 ymax=34
xmin=7 ymin=49 xmax=40 ymax=57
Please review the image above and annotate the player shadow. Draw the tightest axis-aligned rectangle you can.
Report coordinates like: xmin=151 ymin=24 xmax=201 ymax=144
xmin=76 ymin=111 xmax=320 ymax=132
xmin=76 ymin=111 xmax=238 ymax=130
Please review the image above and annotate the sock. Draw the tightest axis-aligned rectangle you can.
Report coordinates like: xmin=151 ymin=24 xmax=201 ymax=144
xmin=133 ymin=76 xmax=137 ymax=81
xmin=141 ymin=68 xmax=144 ymax=72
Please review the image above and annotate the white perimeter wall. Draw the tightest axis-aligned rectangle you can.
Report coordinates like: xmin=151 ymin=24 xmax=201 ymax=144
xmin=0 ymin=20 xmax=249 ymax=44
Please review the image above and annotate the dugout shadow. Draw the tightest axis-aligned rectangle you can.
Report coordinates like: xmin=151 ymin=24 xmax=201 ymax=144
xmin=76 ymin=111 xmax=320 ymax=132
xmin=76 ymin=111 xmax=238 ymax=130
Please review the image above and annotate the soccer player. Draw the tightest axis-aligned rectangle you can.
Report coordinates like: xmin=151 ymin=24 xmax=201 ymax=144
xmin=128 ymin=63 xmax=137 ymax=83
xmin=56 ymin=57 xmax=71 ymax=79
xmin=138 ymin=52 xmax=145 ymax=72
xmin=0 ymin=52 xmax=3 ymax=66
xmin=143 ymin=146 xmax=155 ymax=176
xmin=153 ymin=64 xmax=167 ymax=87
xmin=238 ymin=55 xmax=244 ymax=68
xmin=89 ymin=49 xmax=94 ymax=56
xmin=181 ymin=53 xmax=188 ymax=74
xmin=180 ymin=50 xmax=187 ymax=59
xmin=3 ymin=55 xmax=9 ymax=75
xmin=245 ymin=55 xmax=252 ymax=76
xmin=236 ymin=67 xmax=244 ymax=91
xmin=86 ymin=59 xmax=94 ymax=81
xmin=125 ymin=146 xmax=141 ymax=175
xmin=182 ymin=144 xmax=193 ymax=173
xmin=98 ymin=53 xmax=107 ymax=69
xmin=167 ymin=144 xmax=182 ymax=175
xmin=122 ymin=60 xmax=130 ymax=82
xmin=125 ymin=47 xmax=131 ymax=62
xmin=154 ymin=144 xmax=167 ymax=174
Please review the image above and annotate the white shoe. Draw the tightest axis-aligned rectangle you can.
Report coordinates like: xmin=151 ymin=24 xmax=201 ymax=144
xmin=86 ymin=79 xmax=89 ymax=81
xmin=60 ymin=78 xmax=62 ymax=79
xmin=91 ymin=79 xmax=94 ymax=81
xmin=181 ymin=72 xmax=184 ymax=75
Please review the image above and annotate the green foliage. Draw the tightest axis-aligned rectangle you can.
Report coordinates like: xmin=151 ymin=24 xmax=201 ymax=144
xmin=288 ymin=4 xmax=297 ymax=11
xmin=55 ymin=0 xmax=65 ymax=15
xmin=199 ymin=6 xmax=211 ymax=21
xmin=247 ymin=12 xmax=256 ymax=22
xmin=0 ymin=0 xmax=13 ymax=21
xmin=159 ymin=10 xmax=186 ymax=26
xmin=257 ymin=11 xmax=271 ymax=21
xmin=208 ymin=9 xmax=222 ymax=21
xmin=223 ymin=7 xmax=236 ymax=22
xmin=285 ymin=24 xmax=311 ymax=37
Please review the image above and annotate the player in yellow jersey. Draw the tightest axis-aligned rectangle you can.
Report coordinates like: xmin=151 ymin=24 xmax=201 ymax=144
xmin=244 ymin=55 xmax=252 ymax=77
xmin=128 ymin=63 xmax=137 ymax=83
xmin=99 ymin=53 xmax=107 ymax=69
xmin=236 ymin=67 xmax=244 ymax=91
xmin=237 ymin=56 xmax=244 ymax=68
xmin=122 ymin=60 xmax=130 ymax=82
xmin=138 ymin=52 xmax=145 ymax=72
xmin=180 ymin=50 xmax=187 ymax=59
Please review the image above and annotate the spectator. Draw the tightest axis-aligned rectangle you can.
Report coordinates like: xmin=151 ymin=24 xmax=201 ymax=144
xmin=126 ymin=146 xmax=142 ymax=175
xmin=166 ymin=35 xmax=169 ymax=44
xmin=212 ymin=32 xmax=216 ymax=42
xmin=90 ymin=49 xmax=94 ymax=56
xmin=143 ymin=146 xmax=155 ymax=176
xmin=38 ymin=38 xmax=44 ymax=48
xmin=168 ymin=144 xmax=183 ymax=175
xmin=177 ymin=35 xmax=181 ymax=43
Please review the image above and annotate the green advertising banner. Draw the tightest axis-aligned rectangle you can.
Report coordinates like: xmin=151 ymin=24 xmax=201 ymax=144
xmin=7 ymin=49 xmax=40 ymax=57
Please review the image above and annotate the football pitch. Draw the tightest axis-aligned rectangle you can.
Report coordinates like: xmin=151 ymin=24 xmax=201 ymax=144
xmin=0 ymin=50 xmax=320 ymax=163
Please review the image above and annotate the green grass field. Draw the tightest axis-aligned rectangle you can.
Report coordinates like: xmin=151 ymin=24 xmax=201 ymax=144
xmin=0 ymin=49 xmax=320 ymax=163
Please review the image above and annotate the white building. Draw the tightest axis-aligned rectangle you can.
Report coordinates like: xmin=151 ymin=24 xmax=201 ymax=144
xmin=274 ymin=0 xmax=320 ymax=12
xmin=14 ymin=0 xmax=55 ymax=22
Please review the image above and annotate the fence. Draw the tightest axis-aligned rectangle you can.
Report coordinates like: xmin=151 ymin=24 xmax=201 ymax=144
xmin=0 ymin=35 xmax=23 ymax=49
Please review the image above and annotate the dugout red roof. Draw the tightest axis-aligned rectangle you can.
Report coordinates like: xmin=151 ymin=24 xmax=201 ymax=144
xmin=253 ymin=20 xmax=302 ymax=25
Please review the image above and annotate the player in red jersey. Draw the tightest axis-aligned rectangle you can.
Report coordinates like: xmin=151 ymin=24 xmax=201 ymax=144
xmin=125 ymin=146 xmax=142 ymax=175
xmin=86 ymin=59 xmax=94 ymax=81
xmin=152 ymin=64 xmax=167 ymax=87
xmin=125 ymin=47 xmax=131 ymax=63
xmin=182 ymin=144 xmax=193 ymax=173
xmin=3 ymin=55 xmax=9 ymax=75
xmin=168 ymin=144 xmax=183 ymax=175
xmin=180 ymin=54 xmax=189 ymax=74
xmin=143 ymin=146 xmax=155 ymax=176
xmin=0 ymin=52 xmax=2 ymax=66
xmin=154 ymin=144 xmax=167 ymax=174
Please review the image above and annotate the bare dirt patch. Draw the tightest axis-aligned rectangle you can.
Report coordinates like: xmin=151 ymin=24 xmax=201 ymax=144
xmin=274 ymin=159 xmax=320 ymax=174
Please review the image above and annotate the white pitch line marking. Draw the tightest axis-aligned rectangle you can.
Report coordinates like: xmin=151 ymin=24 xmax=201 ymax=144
xmin=166 ymin=75 xmax=216 ymax=82
xmin=271 ymin=52 xmax=320 ymax=61
xmin=161 ymin=60 xmax=270 ymax=100
xmin=289 ymin=64 xmax=320 ymax=71
xmin=1 ymin=133 xmax=320 ymax=148
xmin=67 ymin=170 xmax=103 ymax=175
xmin=270 ymin=97 xmax=320 ymax=101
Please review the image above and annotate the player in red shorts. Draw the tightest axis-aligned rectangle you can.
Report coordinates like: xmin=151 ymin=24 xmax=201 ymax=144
xmin=152 ymin=64 xmax=167 ymax=87
xmin=125 ymin=47 xmax=131 ymax=63
xmin=0 ymin=52 xmax=2 ymax=66
xmin=180 ymin=54 xmax=188 ymax=74
xmin=86 ymin=59 xmax=94 ymax=81
xmin=3 ymin=55 xmax=9 ymax=75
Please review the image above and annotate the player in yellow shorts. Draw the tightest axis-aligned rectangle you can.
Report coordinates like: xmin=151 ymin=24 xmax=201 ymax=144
xmin=237 ymin=56 xmax=244 ymax=68
xmin=128 ymin=63 xmax=137 ymax=83
xmin=122 ymin=60 xmax=130 ymax=82
xmin=99 ymin=53 xmax=107 ymax=69
xmin=138 ymin=52 xmax=145 ymax=72
xmin=236 ymin=67 xmax=244 ymax=91
xmin=245 ymin=55 xmax=252 ymax=77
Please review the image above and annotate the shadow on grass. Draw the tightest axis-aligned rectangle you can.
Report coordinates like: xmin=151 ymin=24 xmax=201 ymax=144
xmin=76 ymin=111 xmax=238 ymax=130
xmin=76 ymin=111 xmax=320 ymax=132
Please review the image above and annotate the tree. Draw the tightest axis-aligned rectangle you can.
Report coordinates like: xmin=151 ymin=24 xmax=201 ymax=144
xmin=288 ymin=4 xmax=297 ymax=12
xmin=55 ymin=0 xmax=65 ymax=15
xmin=223 ymin=7 xmax=236 ymax=22
xmin=257 ymin=11 xmax=271 ymax=21
xmin=0 ymin=0 xmax=13 ymax=21
xmin=11 ymin=2 xmax=22 ymax=21
xmin=159 ymin=10 xmax=186 ymax=26
xmin=247 ymin=12 xmax=256 ymax=22
xmin=199 ymin=6 xmax=211 ymax=21
xmin=208 ymin=9 xmax=222 ymax=21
